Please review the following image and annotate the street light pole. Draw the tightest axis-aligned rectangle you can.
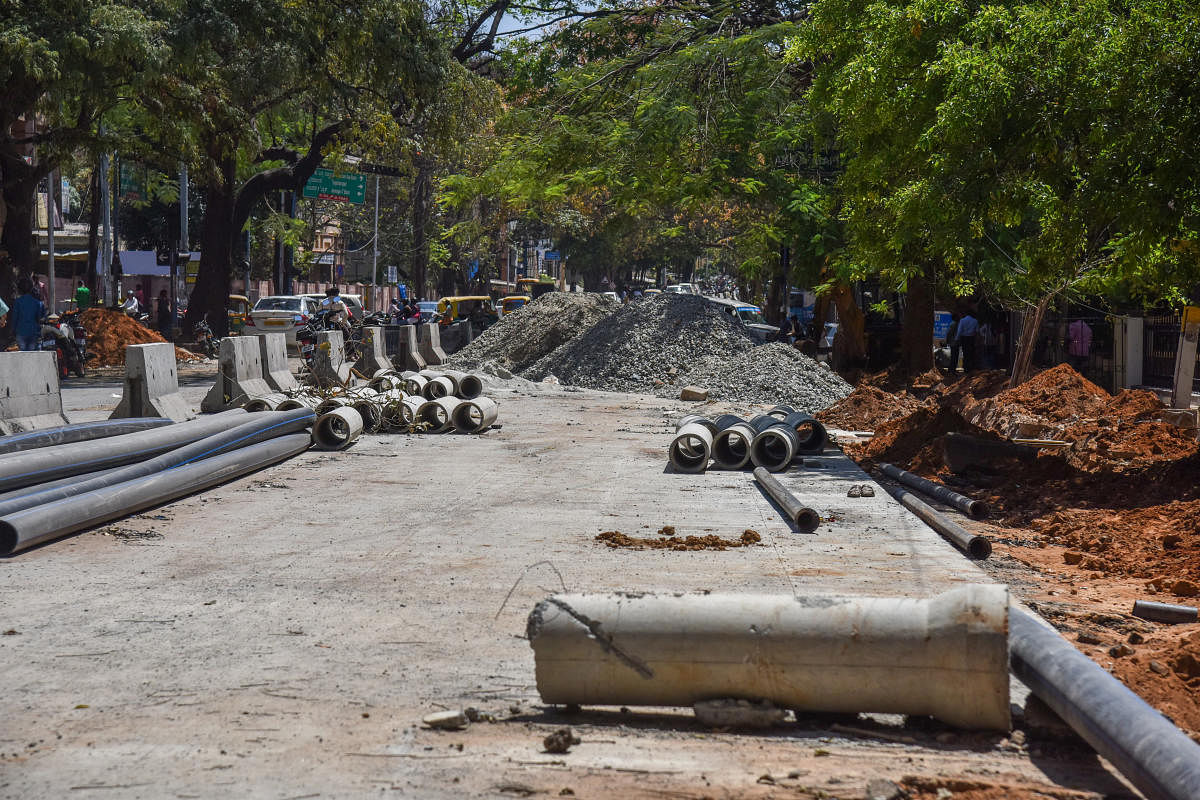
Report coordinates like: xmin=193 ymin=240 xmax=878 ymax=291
xmin=45 ymin=173 xmax=56 ymax=313
xmin=372 ymin=175 xmax=379 ymax=309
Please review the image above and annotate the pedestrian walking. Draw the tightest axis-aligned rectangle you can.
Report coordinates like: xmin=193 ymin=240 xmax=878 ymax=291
xmin=12 ymin=276 xmax=47 ymax=351
xmin=957 ymin=310 xmax=979 ymax=372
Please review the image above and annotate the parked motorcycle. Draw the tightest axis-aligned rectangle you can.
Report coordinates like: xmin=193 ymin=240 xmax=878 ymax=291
xmin=40 ymin=316 xmax=86 ymax=378
xmin=297 ymin=308 xmax=363 ymax=369
xmin=194 ymin=318 xmax=221 ymax=359
xmin=57 ymin=310 xmax=91 ymax=369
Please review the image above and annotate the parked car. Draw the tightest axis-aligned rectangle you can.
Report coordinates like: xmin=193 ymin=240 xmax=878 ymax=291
xmin=664 ymin=283 xmax=700 ymax=295
xmin=302 ymin=293 xmax=363 ymax=321
xmin=243 ymin=295 xmax=320 ymax=348
xmin=705 ymin=297 xmax=780 ymax=343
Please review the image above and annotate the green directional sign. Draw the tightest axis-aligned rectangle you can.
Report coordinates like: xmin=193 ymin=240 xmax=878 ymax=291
xmin=302 ymin=168 xmax=366 ymax=204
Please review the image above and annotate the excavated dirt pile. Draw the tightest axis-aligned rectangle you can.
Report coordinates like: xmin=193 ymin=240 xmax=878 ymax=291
xmin=80 ymin=309 xmax=202 ymax=366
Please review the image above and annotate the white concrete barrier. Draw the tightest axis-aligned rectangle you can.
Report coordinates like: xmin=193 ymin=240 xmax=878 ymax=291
xmin=385 ymin=325 xmax=426 ymax=371
xmin=257 ymin=333 xmax=300 ymax=392
xmin=201 ymin=336 xmax=275 ymax=412
xmin=0 ymin=352 xmax=70 ymax=434
xmin=416 ymin=323 xmax=447 ymax=366
xmin=110 ymin=343 xmax=195 ymax=421
xmin=311 ymin=330 xmax=352 ymax=388
xmin=353 ymin=327 xmax=390 ymax=376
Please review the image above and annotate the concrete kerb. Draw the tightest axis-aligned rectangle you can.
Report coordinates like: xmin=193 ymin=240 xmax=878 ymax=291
xmin=110 ymin=343 xmax=196 ymax=421
xmin=201 ymin=337 xmax=276 ymax=412
xmin=311 ymin=330 xmax=352 ymax=388
xmin=416 ymin=323 xmax=448 ymax=366
xmin=385 ymin=324 xmax=426 ymax=371
xmin=353 ymin=327 xmax=390 ymax=376
xmin=0 ymin=352 xmax=70 ymax=435
xmin=257 ymin=333 xmax=301 ymax=392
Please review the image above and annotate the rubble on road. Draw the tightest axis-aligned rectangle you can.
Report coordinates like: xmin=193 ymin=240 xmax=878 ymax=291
xmin=80 ymin=308 xmax=202 ymax=366
xmin=595 ymin=528 xmax=761 ymax=551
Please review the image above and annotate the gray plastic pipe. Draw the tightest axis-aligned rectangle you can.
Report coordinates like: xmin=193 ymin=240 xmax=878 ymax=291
xmin=1009 ymin=607 xmax=1200 ymax=800
xmin=753 ymin=467 xmax=820 ymax=531
xmin=0 ymin=409 xmax=248 ymax=492
xmin=879 ymin=462 xmax=989 ymax=518
xmin=528 ymin=585 xmax=1010 ymax=730
xmin=451 ymin=397 xmax=498 ymax=433
xmin=0 ymin=409 xmax=315 ymax=520
xmin=417 ymin=397 xmax=463 ymax=433
xmin=0 ymin=433 xmax=311 ymax=555
xmin=890 ymin=486 xmax=991 ymax=559
xmin=1132 ymin=600 xmax=1199 ymax=624
xmin=441 ymin=369 xmax=483 ymax=400
xmin=312 ymin=407 xmax=363 ymax=450
xmin=0 ymin=418 xmax=174 ymax=455
xmin=0 ymin=465 xmax=129 ymax=505
xmin=669 ymin=422 xmax=713 ymax=473
xmin=750 ymin=421 xmax=800 ymax=472
xmin=711 ymin=415 xmax=755 ymax=470
xmin=782 ymin=412 xmax=827 ymax=455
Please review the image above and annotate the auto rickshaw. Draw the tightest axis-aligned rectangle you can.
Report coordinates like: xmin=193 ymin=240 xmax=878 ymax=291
xmin=228 ymin=294 xmax=250 ymax=334
xmin=501 ymin=295 xmax=531 ymax=315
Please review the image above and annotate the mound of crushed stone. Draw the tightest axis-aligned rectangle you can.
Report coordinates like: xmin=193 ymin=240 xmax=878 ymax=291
xmin=681 ymin=342 xmax=852 ymax=413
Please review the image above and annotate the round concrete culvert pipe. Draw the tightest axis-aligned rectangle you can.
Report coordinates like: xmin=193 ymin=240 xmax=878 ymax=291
xmin=244 ymin=393 xmax=289 ymax=412
xmin=417 ymin=397 xmax=463 ymax=433
xmin=676 ymin=414 xmax=718 ymax=435
xmin=368 ymin=373 xmax=403 ymax=393
xmin=422 ymin=376 xmax=455 ymax=400
xmin=350 ymin=398 xmax=384 ymax=433
xmin=527 ymin=585 xmax=1011 ymax=731
xmin=0 ymin=418 xmax=174 ymax=456
xmin=441 ymin=369 xmax=483 ymax=399
xmin=418 ymin=368 xmax=453 ymax=390
xmin=878 ymin=462 xmax=989 ymax=519
xmin=399 ymin=395 xmax=424 ymax=426
xmin=782 ymin=412 xmax=827 ymax=455
xmin=766 ymin=404 xmax=795 ymax=420
xmin=711 ymin=415 xmax=755 ymax=470
xmin=312 ymin=407 xmax=364 ymax=450
xmin=276 ymin=395 xmax=321 ymax=411
xmin=403 ymin=374 xmax=428 ymax=395
xmin=451 ymin=397 xmax=499 ymax=433
xmin=750 ymin=422 xmax=800 ymax=472
xmin=668 ymin=422 xmax=713 ymax=473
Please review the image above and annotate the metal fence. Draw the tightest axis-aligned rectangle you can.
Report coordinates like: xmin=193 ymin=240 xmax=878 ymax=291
xmin=1143 ymin=314 xmax=1200 ymax=391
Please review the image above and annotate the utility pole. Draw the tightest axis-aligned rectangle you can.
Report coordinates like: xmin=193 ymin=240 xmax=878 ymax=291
xmin=45 ymin=173 xmax=56 ymax=313
xmin=111 ymin=155 xmax=121 ymax=303
xmin=99 ymin=152 xmax=111 ymax=306
xmin=372 ymin=175 xmax=379 ymax=309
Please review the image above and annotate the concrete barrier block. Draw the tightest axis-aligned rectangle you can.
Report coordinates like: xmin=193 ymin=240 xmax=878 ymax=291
xmin=353 ymin=327 xmax=390 ymax=376
xmin=110 ymin=343 xmax=195 ymax=421
xmin=417 ymin=323 xmax=448 ymax=366
xmin=385 ymin=325 xmax=426 ymax=371
xmin=0 ymin=352 xmax=70 ymax=434
xmin=311 ymin=330 xmax=352 ymax=388
xmin=201 ymin=336 xmax=276 ymax=412
xmin=257 ymin=333 xmax=300 ymax=392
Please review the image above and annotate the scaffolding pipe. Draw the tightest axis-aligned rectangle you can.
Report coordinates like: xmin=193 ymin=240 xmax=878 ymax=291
xmin=1009 ymin=607 xmax=1200 ymax=800
xmin=711 ymin=415 xmax=755 ymax=470
xmin=752 ymin=467 xmax=820 ymax=531
xmin=0 ymin=410 xmax=248 ymax=492
xmin=0 ymin=434 xmax=311 ymax=555
xmin=0 ymin=418 xmax=174 ymax=456
xmin=879 ymin=462 xmax=989 ymax=519
xmin=1132 ymin=600 xmax=1199 ymax=624
xmin=889 ymin=486 xmax=991 ymax=559
xmin=528 ymin=586 xmax=1011 ymax=730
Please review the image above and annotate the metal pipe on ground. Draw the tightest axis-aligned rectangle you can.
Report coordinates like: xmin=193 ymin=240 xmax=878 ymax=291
xmin=782 ymin=412 xmax=827 ymax=455
xmin=417 ymin=397 xmax=462 ymax=433
xmin=0 ymin=418 xmax=174 ymax=456
xmin=0 ymin=433 xmax=312 ymax=556
xmin=440 ymin=369 xmax=483 ymax=400
xmin=752 ymin=467 xmax=820 ymax=532
xmin=527 ymin=585 xmax=1011 ymax=730
xmin=1009 ymin=607 xmax=1200 ymax=800
xmin=711 ymin=415 xmax=755 ymax=470
xmin=750 ymin=421 xmax=800 ymax=473
xmin=879 ymin=462 xmax=989 ymax=519
xmin=451 ymin=397 xmax=498 ymax=433
xmin=311 ymin=407 xmax=363 ymax=450
xmin=0 ymin=410 xmax=249 ymax=493
xmin=888 ymin=486 xmax=991 ymax=559
xmin=0 ymin=409 xmax=316 ymax=519
xmin=1132 ymin=600 xmax=1199 ymax=624
xmin=668 ymin=422 xmax=713 ymax=473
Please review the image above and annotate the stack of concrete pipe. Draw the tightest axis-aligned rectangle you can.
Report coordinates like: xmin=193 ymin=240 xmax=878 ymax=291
xmin=0 ymin=409 xmax=316 ymax=555
xmin=668 ymin=406 xmax=827 ymax=474
xmin=249 ymin=369 xmax=499 ymax=437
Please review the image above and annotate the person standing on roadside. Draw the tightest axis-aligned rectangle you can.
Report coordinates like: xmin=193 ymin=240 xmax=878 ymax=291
xmin=12 ymin=276 xmax=47 ymax=351
xmin=156 ymin=289 xmax=172 ymax=335
xmin=957 ymin=309 xmax=979 ymax=372
xmin=945 ymin=312 xmax=961 ymax=375
xmin=74 ymin=280 xmax=91 ymax=311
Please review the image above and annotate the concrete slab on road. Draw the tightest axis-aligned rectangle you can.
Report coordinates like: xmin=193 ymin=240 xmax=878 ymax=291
xmin=0 ymin=382 xmax=1134 ymax=799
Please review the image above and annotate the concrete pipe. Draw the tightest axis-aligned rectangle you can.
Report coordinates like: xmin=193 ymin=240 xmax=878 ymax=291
xmin=417 ymin=397 xmax=463 ymax=433
xmin=0 ymin=418 xmax=174 ymax=456
xmin=276 ymin=395 xmax=321 ymax=411
xmin=1132 ymin=600 xmax=1199 ymax=624
xmin=879 ymin=462 xmax=989 ymax=519
xmin=441 ymin=369 xmax=483 ymax=400
xmin=677 ymin=414 xmax=718 ymax=435
xmin=350 ymin=398 xmax=384 ymax=434
xmin=750 ymin=422 xmax=800 ymax=473
xmin=312 ymin=407 xmax=364 ymax=450
xmin=782 ymin=412 xmax=827 ymax=455
xmin=890 ymin=486 xmax=991 ymax=559
xmin=244 ymin=393 xmax=289 ymax=412
xmin=403 ymin=374 xmax=429 ymax=396
xmin=398 ymin=395 xmax=424 ymax=426
xmin=451 ymin=397 xmax=498 ymax=433
xmin=315 ymin=395 xmax=355 ymax=416
xmin=668 ymin=422 xmax=713 ymax=473
xmin=753 ymin=467 xmax=820 ymax=532
xmin=368 ymin=373 xmax=404 ymax=393
xmin=766 ymin=404 xmax=795 ymax=420
xmin=711 ymin=415 xmax=755 ymax=470
xmin=422 ymin=376 xmax=455 ymax=400
xmin=528 ymin=585 xmax=1011 ymax=731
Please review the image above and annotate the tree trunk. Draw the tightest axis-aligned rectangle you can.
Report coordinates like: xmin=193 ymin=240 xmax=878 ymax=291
xmin=829 ymin=281 xmax=867 ymax=369
xmin=411 ymin=155 xmax=433 ymax=300
xmin=186 ymin=160 xmax=237 ymax=336
xmin=765 ymin=245 xmax=789 ymax=325
xmin=86 ymin=168 xmax=101 ymax=295
xmin=1 ymin=173 xmax=39 ymax=303
xmin=900 ymin=264 xmax=936 ymax=374
xmin=1009 ymin=291 xmax=1054 ymax=388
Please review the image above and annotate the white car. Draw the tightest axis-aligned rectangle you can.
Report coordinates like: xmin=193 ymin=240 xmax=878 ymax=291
xmin=602 ymin=291 xmax=620 ymax=301
xmin=243 ymin=295 xmax=320 ymax=348
xmin=664 ymin=283 xmax=700 ymax=295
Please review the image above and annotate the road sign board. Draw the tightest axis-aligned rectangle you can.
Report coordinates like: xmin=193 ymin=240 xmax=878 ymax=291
xmin=302 ymin=168 xmax=366 ymax=204
xmin=544 ymin=251 xmax=560 ymax=260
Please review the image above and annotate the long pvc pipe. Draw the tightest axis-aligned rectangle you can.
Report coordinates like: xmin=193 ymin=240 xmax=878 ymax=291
xmin=0 ymin=465 xmax=129 ymax=505
xmin=451 ymin=397 xmax=498 ymax=433
xmin=782 ymin=412 xmax=827 ymax=455
xmin=0 ymin=409 xmax=315 ymax=519
xmin=711 ymin=414 xmax=755 ymax=470
xmin=1009 ymin=607 xmax=1200 ymax=800
xmin=0 ymin=410 xmax=248 ymax=493
xmin=0 ymin=433 xmax=311 ymax=555
xmin=668 ymin=422 xmax=712 ymax=473
xmin=889 ymin=486 xmax=991 ymax=559
xmin=528 ymin=586 xmax=1011 ymax=730
xmin=1132 ymin=600 xmax=1199 ymax=624
xmin=0 ymin=418 xmax=174 ymax=455
xmin=312 ymin=407 xmax=363 ymax=450
xmin=753 ymin=467 xmax=819 ymax=531
xmin=879 ymin=462 xmax=989 ymax=518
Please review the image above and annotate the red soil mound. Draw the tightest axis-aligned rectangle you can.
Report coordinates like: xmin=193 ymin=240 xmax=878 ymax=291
xmin=80 ymin=308 xmax=202 ymax=366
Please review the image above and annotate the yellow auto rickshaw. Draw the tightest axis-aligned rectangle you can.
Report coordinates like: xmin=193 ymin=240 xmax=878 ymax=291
xmin=501 ymin=295 xmax=531 ymax=315
xmin=436 ymin=296 xmax=499 ymax=326
xmin=228 ymin=294 xmax=250 ymax=334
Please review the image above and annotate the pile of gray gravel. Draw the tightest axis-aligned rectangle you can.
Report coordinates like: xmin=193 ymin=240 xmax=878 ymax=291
xmin=452 ymin=292 xmax=851 ymax=411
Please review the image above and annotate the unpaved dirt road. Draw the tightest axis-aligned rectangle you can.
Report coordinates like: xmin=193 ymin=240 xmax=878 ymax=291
xmin=2 ymin=376 xmax=1138 ymax=799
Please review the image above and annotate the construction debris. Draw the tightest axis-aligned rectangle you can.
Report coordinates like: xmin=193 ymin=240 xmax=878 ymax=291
xmin=595 ymin=529 xmax=761 ymax=551
xmin=80 ymin=308 xmax=202 ymax=366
